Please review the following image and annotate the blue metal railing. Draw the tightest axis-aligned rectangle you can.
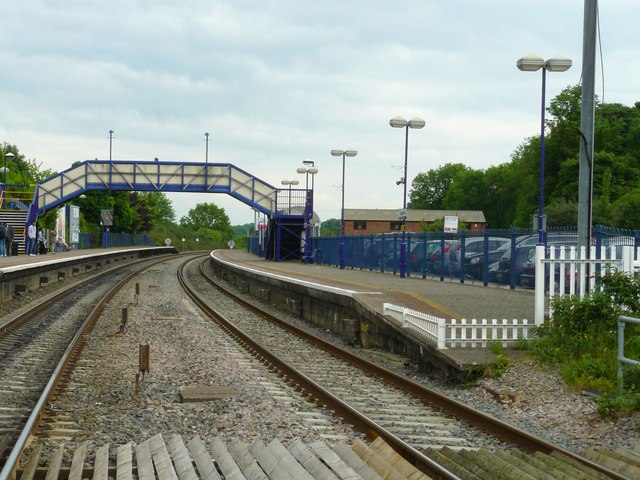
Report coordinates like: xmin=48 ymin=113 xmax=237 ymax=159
xmin=248 ymin=225 xmax=640 ymax=288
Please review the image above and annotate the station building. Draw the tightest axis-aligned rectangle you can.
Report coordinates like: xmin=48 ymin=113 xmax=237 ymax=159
xmin=342 ymin=209 xmax=486 ymax=235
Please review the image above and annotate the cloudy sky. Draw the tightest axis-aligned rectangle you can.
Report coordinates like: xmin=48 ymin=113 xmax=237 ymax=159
xmin=2 ymin=1 xmax=638 ymax=226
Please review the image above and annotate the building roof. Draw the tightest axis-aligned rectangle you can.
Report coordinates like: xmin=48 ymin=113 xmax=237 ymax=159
xmin=343 ymin=208 xmax=486 ymax=223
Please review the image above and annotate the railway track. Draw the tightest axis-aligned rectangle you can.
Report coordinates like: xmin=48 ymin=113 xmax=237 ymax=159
xmin=0 ymin=254 xmax=175 ymax=479
xmin=186 ymin=256 xmax=632 ymax=480
xmin=1 ymin=253 xmax=636 ymax=479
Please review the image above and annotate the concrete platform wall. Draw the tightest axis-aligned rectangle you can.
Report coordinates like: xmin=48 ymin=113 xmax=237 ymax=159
xmin=208 ymin=258 xmax=473 ymax=379
xmin=0 ymin=247 xmax=176 ymax=303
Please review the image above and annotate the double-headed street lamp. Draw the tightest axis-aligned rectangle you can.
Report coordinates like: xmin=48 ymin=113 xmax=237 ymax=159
xmin=297 ymin=161 xmax=319 ymax=263
xmin=389 ymin=116 xmax=425 ymax=278
xmin=280 ymin=179 xmax=299 ymax=212
xmin=517 ymin=54 xmax=572 ymax=245
xmin=331 ymin=149 xmax=357 ymax=270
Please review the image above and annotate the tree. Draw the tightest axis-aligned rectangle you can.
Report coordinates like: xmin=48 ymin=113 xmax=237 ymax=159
xmin=409 ymin=163 xmax=468 ymax=210
xmin=144 ymin=192 xmax=175 ymax=224
xmin=320 ymin=218 xmax=340 ymax=236
xmin=180 ymin=202 xmax=233 ymax=239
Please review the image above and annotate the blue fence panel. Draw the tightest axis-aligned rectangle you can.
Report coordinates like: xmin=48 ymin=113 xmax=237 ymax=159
xmin=245 ymin=225 xmax=637 ymax=288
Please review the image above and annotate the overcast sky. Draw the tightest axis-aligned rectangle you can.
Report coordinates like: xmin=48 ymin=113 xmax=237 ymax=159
xmin=2 ymin=1 xmax=639 ymax=226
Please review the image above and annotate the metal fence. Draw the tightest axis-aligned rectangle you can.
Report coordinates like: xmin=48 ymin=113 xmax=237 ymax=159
xmin=304 ymin=225 xmax=639 ymax=287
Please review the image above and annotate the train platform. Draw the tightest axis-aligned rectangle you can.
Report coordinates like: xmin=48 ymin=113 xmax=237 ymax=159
xmin=213 ymin=249 xmax=538 ymax=372
xmin=0 ymin=246 xmax=159 ymax=270
xmin=0 ymin=246 xmax=175 ymax=303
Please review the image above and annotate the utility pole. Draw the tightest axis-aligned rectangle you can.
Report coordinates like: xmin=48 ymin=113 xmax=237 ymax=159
xmin=577 ymin=0 xmax=597 ymax=252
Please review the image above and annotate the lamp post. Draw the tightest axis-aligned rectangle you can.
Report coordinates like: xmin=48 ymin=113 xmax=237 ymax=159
xmin=108 ymin=130 xmax=114 ymax=161
xmin=204 ymin=132 xmax=210 ymax=164
xmin=389 ymin=116 xmax=425 ymax=278
xmin=3 ymin=152 xmax=14 ymax=186
xmin=331 ymin=149 xmax=357 ymax=270
xmin=297 ymin=161 xmax=319 ymax=264
xmin=280 ymin=179 xmax=299 ymax=212
xmin=517 ymin=54 xmax=572 ymax=245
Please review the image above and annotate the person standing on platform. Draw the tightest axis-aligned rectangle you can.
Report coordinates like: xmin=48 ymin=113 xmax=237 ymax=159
xmin=37 ymin=227 xmax=47 ymax=255
xmin=27 ymin=220 xmax=37 ymax=256
xmin=0 ymin=222 xmax=6 ymax=257
xmin=49 ymin=228 xmax=57 ymax=254
xmin=6 ymin=223 xmax=13 ymax=256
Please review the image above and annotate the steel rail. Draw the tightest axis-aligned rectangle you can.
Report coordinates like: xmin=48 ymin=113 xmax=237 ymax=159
xmin=0 ymin=254 xmax=176 ymax=480
xmin=177 ymin=258 xmax=463 ymax=480
xmin=198 ymin=257 xmax=629 ymax=480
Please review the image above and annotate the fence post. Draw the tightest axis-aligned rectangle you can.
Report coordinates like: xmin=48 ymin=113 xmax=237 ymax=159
xmin=437 ymin=318 xmax=446 ymax=349
xmin=622 ymin=246 xmax=634 ymax=275
xmin=459 ymin=230 xmax=466 ymax=283
xmin=509 ymin=228 xmax=517 ymax=290
xmin=618 ymin=317 xmax=625 ymax=395
xmin=535 ymin=245 xmax=545 ymax=325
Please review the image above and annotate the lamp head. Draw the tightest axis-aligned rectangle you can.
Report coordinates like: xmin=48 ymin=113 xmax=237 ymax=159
xmin=344 ymin=150 xmax=357 ymax=157
xmin=408 ymin=117 xmax=426 ymax=129
xmin=308 ymin=167 xmax=318 ymax=174
xmin=546 ymin=55 xmax=572 ymax=72
xmin=396 ymin=177 xmax=405 ymax=185
xmin=389 ymin=116 xmax=408 ymax=128
xmin=331 ymin=149 xmax=344 ymax=157
xmin=302 ymin=159 xmax=314 ymax=166
xmin=297 ymin=167 xmax=307 ymax=174
xmin=517 ymin=53 xmax=545 ymax=72
xmin=4 ymin=152 xmax=15 ymax=161
xmin=290 ymin=180 xmax=300 ymax=186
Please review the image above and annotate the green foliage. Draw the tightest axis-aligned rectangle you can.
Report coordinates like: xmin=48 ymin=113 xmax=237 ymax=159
xmin=530 ymin=271 xmax=640 ymax=414
xmin=407 ymin=85 xmax=640 ymax=229
xmin=321 ymin=218 xmax=340 ymax=236
xmin=483 ymin=342 xmax=510 ymax=378
xmin=409 ymin=163 xmax=468 ymax=210
xmin=149 ymin=222 xmax=232 ymax=252
xmin=179 ymin=202 xmax=234 ymax=242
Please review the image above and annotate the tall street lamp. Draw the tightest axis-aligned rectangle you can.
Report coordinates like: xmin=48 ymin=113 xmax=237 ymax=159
xmin=389 ymin=116 xmax=425 ymax=278
xmin=297 ymin=160 xmax=319 ymax=263
xmin=108 ymin=130 xmax=114 ymax=161
xmin=280 ymin=179 xmax=299 ymax=212
xmin=331 ymin=149 xmax=357 ymax=270
xmin=517 ymin=54 xmax=572 ymax=245
xmin=3 ymin=152 xmax=14 ymax=186
xmin=204 ymin=132 xmax=210 ymax=164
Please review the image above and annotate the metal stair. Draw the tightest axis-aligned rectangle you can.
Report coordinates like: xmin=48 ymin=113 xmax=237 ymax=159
xmin=0 ymin=210 xmax=28 ymax=255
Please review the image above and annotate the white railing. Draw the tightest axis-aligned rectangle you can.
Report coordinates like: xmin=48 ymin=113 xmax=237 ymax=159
xmin=383 ymin=303 xmax=533 ymax=349
xmin=383 ymin=303 xmax=446 ymax=348
xmin=534 ymin=245 xmax=638 ymax=324
xmin=447 ymin=318 xmax=534 ymax=348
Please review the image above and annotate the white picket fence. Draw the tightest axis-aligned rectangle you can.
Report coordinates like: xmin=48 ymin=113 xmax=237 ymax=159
xmin=382 ymin=303 xmax=534 ymax=349
xmin=534 ymin=245 xmax=639 ymax=324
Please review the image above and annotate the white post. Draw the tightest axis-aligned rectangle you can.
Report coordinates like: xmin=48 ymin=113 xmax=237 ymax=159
xmin=622 ymin=246 xmax=634 ymax=275
xmin=534 ymin=245 xmax=545 ymax=325
xmin=437 ymin=318 xmax=446 ymax=349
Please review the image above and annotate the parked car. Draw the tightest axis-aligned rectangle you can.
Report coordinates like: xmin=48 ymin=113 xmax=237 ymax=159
xmin=448 ymin=237 xmax=510 ymax=276
xmin=464 ymin=241 xmax=512 ymax=280
xmin=408 ymin=240 xmax=453 ymax=274
xmin=490 ymin=244 xmax=537 ymax=286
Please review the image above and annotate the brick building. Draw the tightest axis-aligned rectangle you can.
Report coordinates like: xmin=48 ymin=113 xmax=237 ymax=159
xmin=342 ymin=209 xmax=486 ymax=235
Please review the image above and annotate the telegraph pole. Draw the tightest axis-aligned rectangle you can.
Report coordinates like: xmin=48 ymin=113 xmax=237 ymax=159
xmin=577 ymin=0 xmax=597 ymax=252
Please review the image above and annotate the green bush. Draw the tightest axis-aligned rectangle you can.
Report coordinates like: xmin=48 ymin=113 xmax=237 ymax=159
xmin=530 ymin=270 xmax=640 ymax=414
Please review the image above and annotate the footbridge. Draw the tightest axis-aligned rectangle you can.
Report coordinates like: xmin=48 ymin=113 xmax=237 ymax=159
xmin=28 ymin=159 xmax=312 ymax=261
